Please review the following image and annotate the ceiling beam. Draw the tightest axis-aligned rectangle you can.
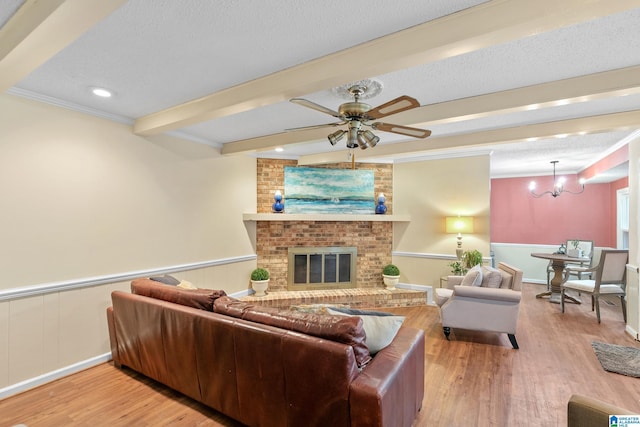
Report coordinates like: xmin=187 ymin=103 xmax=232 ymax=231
xmin=0 ymin=0 xmax=127 ymax=93
xmin=297 ymin=110 xmax=640 ymax=165
xmin=397 ymin=66 xmax=640 ymax=128
xmin=221 ymin=66 xmax=640 ymax=155
xmin=133 ymin=0 xmax=640 ymax=136
xmin=0 ymin=0 xmax=66 ymax=63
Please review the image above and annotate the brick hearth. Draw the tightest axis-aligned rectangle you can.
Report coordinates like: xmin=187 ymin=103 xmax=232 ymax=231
xmin=241 ymin=288 xmax=429 ymax=309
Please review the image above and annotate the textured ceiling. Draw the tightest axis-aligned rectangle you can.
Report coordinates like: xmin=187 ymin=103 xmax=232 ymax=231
xmin=2 ymin=0 xmax=640 ymax=182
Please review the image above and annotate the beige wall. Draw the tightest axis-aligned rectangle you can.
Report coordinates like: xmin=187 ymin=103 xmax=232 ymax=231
xmin=391 ymin=156 xmax=491 ymax=287
xmin=0 ymin=94 xmax=257 ymax=288
xmin=0 ymin=93 xmax=258 ymax=393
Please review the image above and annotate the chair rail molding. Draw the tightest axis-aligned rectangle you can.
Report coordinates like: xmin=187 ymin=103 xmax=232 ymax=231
xmin=392 ymin=251 xmax=491 ymax=263
xmin=0 ymin=254 xmax=256 ymax=301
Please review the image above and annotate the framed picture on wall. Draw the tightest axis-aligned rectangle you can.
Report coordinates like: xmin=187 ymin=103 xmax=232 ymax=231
xmin=284 ymin=166 xmax=374 ymax=214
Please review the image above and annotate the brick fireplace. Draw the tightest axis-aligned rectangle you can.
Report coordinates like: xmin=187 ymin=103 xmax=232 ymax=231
xmin=256 ymin=159 xmax=394 ymax=292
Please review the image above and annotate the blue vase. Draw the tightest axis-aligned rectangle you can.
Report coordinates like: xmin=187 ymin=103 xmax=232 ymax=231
xmin=375 ymin=193 xmax=387 ymax=214
xmin=272 ymin=191 xmax=284 ymax=213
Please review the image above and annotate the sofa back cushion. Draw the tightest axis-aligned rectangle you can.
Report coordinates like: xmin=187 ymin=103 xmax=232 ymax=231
xmin=214 ymin=296 xmax=371 ymax=367
xmin=131 ymin=279 xmax=226 ymax=311
xmin=461 ymin=264 xmax=483 ymax=286
xmin=480 ymin=266 xmax=503 ymax=288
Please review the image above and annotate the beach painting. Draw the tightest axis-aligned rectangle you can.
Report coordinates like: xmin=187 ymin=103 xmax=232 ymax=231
xmin=284 ymin=166 xmax=374 ymax=214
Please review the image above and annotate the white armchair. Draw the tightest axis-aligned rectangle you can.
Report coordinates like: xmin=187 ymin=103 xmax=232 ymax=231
xmin=435 ymin=262 xmax=523 ymax=349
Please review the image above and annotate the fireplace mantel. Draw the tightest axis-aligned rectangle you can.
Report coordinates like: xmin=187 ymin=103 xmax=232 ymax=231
xmin=243 ymin=213 xmax=410 ymax=222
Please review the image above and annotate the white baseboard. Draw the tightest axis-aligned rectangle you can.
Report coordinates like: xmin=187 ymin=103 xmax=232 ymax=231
xmin=0 ymin=353 xmax=112 ymax=400
xmin=626 ymin=324 xmax=639 ymax=341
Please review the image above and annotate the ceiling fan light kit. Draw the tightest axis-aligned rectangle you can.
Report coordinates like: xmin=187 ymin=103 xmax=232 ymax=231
xmin=289 ymin=81 xmax=431 ymax=152
xmin=359 ymin=130 xmax=379 ymax=149
xmin=328 ymin=130 xmax=345 ymax=145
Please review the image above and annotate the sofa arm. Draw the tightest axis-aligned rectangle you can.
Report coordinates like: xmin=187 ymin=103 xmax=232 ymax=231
xmin=453 ymin=285 xmax=521 ymax=303
xmin=568 ymin=394 xmax=634 ymax=427
xmin=106 ymin=306 xmax=121 ymax=368
xmin=446 ymin=275 xmax=464 ymax=289
xmin=349 ymin=327 xmax=425 ymax=427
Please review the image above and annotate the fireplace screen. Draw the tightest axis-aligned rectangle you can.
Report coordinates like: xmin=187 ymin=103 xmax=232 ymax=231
xmin=288 ymin=247 xmax=357 ymax=290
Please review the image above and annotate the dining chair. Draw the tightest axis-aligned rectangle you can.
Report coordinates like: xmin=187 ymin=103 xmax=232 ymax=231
xmin=546 ymin=239 xmax=594 ymax=290
xmin=560 ymin=249 xmax=628 ymax=323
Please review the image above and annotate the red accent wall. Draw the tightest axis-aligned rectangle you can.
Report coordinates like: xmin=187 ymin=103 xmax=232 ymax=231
xmin=579 ymin=145 xmax=628 ymax=181
xmin=491 ymin=175 xmax=615 ymax=247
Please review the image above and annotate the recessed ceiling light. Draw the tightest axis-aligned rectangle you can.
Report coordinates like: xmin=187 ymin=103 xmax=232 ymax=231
xmin=91 ymin=87 xmax=112 ymax=98
xmin=275 ymin=147 xmax=284 ymax=152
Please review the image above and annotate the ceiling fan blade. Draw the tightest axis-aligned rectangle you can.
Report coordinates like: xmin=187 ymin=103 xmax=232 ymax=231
xmin=367 ymin=95 xmax=420 ymax=119
xmin=290 ymin=98 xmax=343 ymax=118
xmin=372 ymin=122 xmax=432 ymax=138
xmin=285 ymin=121 xmax=346 ymax=132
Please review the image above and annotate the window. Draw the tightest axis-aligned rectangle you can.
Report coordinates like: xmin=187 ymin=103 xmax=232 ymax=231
xmin=617 ymin=188 xmax=629 ymax=249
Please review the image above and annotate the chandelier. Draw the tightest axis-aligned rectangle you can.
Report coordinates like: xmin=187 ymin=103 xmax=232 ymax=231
xmin=529 ymin=160 xmax=585 ymax=198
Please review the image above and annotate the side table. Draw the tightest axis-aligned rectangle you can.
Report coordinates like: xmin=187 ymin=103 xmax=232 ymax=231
xmin=440 ymin=276 xmax=448 ymax=288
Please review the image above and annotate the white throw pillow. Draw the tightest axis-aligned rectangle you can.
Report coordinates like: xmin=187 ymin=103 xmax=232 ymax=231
xmin=177 ymin=280 xmax=197 ymax=290
xmin=461 ymin=264 xmax=483 ymax=287
xmin=327 ymin=308 xmax=405 ymax=354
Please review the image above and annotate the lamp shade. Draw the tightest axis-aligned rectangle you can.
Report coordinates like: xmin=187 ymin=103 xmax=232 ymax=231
xmin=445 ymin=216 xmax=474 ymax=234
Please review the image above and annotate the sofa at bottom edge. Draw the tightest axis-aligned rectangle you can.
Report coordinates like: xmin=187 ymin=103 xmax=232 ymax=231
xmin=106 ymin=278 xmax=425 ymax=427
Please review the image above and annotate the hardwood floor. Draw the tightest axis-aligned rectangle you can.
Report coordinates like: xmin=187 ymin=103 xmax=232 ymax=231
xmin=1 ymin=283 xmax=640 ymax=427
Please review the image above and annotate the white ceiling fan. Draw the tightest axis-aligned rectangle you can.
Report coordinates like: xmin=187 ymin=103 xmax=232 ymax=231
xmin=289 ymin=83 xmax=431 ymax=150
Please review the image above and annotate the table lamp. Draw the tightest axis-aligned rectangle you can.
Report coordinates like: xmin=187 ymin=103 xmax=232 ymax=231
xmin=445 ymin=216 xmax=474 ymax=260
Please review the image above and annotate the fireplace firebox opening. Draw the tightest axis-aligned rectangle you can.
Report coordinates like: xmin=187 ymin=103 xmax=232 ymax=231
xmin=287 ymin=247 xmax=357 ymax=290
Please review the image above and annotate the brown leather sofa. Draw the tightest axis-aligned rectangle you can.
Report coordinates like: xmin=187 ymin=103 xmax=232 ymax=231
xmin=106 ymin=279 xmax=425 ymax=427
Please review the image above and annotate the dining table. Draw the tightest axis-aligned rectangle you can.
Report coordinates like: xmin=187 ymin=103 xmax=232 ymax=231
xmin=530 ymin=252 xmax=590 ymax=304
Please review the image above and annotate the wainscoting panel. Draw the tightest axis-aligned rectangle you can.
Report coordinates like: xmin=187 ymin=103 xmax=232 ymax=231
xmin=491 ymin=243 xmax=558 ymax=284
xmin=43 ymin=292 xmax=61 ymax=375
xmin=0 ymin=256 xmax=256 ymax=397
xmin=491 ymin=243 xmax=611 ymax=284
xmin=392 ymin=251 xmax=495 ymax=291
xmin=0 ymin=300 xmax=8 ymax=390
xmin=395 ymin=244 xmax=612 ymax=287
xmin=8 ymin=295 xmax=45 ymax=386
xmin=392 ymin=254 xmax=455 ymax=290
